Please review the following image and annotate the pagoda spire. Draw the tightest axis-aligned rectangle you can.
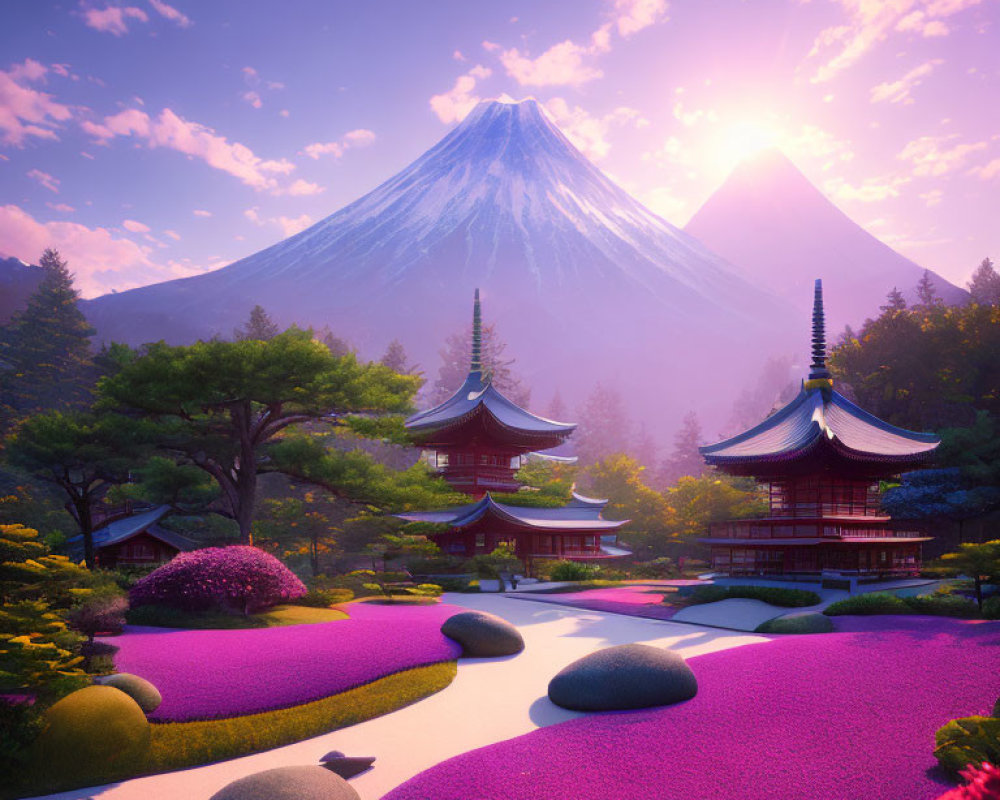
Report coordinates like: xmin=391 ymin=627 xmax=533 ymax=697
xmin=808 ymin=278 xmax=831 ymax=382
xmin=470 ymin=288 xmax=483 ymax=376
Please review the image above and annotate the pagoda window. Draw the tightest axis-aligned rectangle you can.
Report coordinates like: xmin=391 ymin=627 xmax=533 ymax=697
xmin=480 ymin=455 xmax=489 ymax=465
xmin=436 ymin=453 xmax=449 ymax=467
xmin=475 ymin=533 xmax=485 ymax=549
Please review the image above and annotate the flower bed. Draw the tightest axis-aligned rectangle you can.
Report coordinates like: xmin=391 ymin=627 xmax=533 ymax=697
xmin=105 ymin=602 xmax=463 ymax=721
xmin=510 ymin=586 xmax=679 ymax=621
xmin=385 ymin=616 xmax=1000 ymax=800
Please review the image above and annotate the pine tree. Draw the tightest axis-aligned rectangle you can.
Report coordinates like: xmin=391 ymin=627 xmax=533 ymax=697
xmin=380 ymin=339 xmax=411 ymax=373
xmin=880 ymin=287 xmax=907 ymax=313
xmin=234 ymin=304 xmax=280 ymax=340
xmin=573 ymin=382 xmax=632 ymax=466
xmin=916 ymin=270 xmax=939 ymax=306
xmin=968 ymin=257 xmax=1000 ymax=305
xmin=317 ymin=327 xmax=353 ymax=357
xmin=659 ymin=411 xmax=705 ymax=485
xmin=0 ymin=249 xmax=94 ymax=429
xmin=431 ymin=322 xmax=529 ymax=407
xmin=546 ymin=389 xmax=568 ymax=421
xmin=632 ymin=423 xmax=658 ymax=472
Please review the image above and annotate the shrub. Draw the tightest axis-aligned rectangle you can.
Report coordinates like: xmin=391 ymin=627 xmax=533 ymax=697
xmin=688 ymin=585 xmax=820 ymax=608
xmin=130 ymin=546 xmax=306 ymax=614
xmin=126 ymin=603 xmax=199 ymax=627
xmin=297 ymin=588 xmax=354 ymax=607
xmin=935 ymin=715 xmax=1000 ymax=775
xmin=409 ymin=583 xmax=443 ymax=598
xmin=982 ymin=596 xmax=1000 ymax=620
xmin=427 ymin=576 xmax=474 ymax=592
xmin=824 ymin=592 xmax=911 ymax=616
xmin=549 ymin=561 xmax=602 ymax=582
xmin=935 ymin=761 xmax=1000 ymax=800
xmin=755 ymin=613 xmax=835 ymax=634
xmin=80 ymin=640 xmax=119 ymax=673
xmin=630 ymin=558 xmax=675 ymax=579
xmin=67 ymin=592 xmax=128 ymax=641
xmin=904 ymin=594 xmax=978 ymax=618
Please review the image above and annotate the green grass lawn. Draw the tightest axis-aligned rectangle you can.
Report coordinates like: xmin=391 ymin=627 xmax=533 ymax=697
xmin=125 ymin=603 xmax=348 ymax=629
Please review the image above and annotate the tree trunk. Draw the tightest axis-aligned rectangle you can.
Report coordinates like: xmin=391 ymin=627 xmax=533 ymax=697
xmin=79 ymin=501 xmax=96 ymax=570
xmin=975 ymin=575 xmax=983 ymax=612
xmin=310 ymin=536 xmax=319 ymax=576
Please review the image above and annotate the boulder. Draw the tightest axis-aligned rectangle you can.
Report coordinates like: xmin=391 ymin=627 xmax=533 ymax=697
xmin=102 ymin=673 xmax=162 ymax=713
xmin=548 ymin=643 xmax=697 ymax=711
xmin=31 ymin=685 xmax=150 ymax=786
xmin=210 ymin=766 xmax=360 ymax=800
xmin=319 ymin=750 xmax=376 ymax=779
xmin=441 ymin=610 xmax=524 ymax=657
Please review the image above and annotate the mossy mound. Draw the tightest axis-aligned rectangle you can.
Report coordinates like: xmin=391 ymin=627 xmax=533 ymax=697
xmin=548 ymin=643 xmax=697 ymax=711
xmin=441 ymin=611 xmax=524 ymax=657
xmin=103 ymin=672 xmax=163 ymax=713
xmin=209 ymin=765 xmax=360 ymax=800
xmin=31 ymin=685 xmax=150 ymax=788
xmin=755 ymin=612 xmax=835 ymax=634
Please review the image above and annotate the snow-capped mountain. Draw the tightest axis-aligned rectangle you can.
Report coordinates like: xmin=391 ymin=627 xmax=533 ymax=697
xmin=685 ymin=148 xmax=967 ymax=327
xmin=0 ymin=256 xmax=43 ymax=323
xmin=84 ymin=99 xmax=796 ymax=434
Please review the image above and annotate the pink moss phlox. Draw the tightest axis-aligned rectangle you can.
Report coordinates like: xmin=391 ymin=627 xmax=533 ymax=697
xmin=385 ymin=615 xmax=1000 ymax=800
xmin=107 ymin=601 xmax=463 ymax=721
xmin=937 ymin=763 xmax=1000 ymax=800
xmin=514 ymin=586 xmax=679 ymax=620
xmin=129 ymin=546 xmax=306 ymax=613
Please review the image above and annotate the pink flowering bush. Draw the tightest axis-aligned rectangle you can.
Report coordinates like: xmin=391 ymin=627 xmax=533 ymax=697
xmin=937 ymin=763 xmax=1000 ymax=800
xmin=129 ymin=546 xmax=306 ymax=614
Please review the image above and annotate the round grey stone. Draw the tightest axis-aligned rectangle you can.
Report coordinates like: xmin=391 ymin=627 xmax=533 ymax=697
xmin=102 ymin=673 xmax=162 ymax=713
xmin=209 ymin=766 xmax=360 ymax=800
xmin=548 ymin=643 xmax=697 ymax=711
xmin=441 ymin=610 xmax=524 ymax=657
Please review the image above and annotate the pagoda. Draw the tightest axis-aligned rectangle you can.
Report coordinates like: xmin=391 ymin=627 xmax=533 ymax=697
xmin=698 ymin=279 xmax=939 ymax=579
xmin=399 ymin=291 xmax=629 ymax=566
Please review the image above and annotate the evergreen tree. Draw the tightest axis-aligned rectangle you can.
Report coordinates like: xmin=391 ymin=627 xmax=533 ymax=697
xmin=968 ymin=257 xmax=1000 ymax=305
xmin=317 ymin=326 xmax=353 ymax=357
xmin=546 ymin=389 xmax=568 ymax=421
xmin=659 ymin=411 xmax=705 ymax=485
xmin=880 ymin=286 xmax=907 ymax=313
xmin=916 ymin=270 xmax=939 ymax=306
xmin=234 ymin=304 xmax=280 ymax=341
xmin=0 ymin=249 xmax=94 ymax=429
xmin=633 ymin=423 xmax=658 ymax=473
xmin=574 ymin=382 xmax=632 ymax=466
xmin=380 ymin=339 xmax=413 ymax=374
xmin=431 ymin=322 xmax=529 ymax=407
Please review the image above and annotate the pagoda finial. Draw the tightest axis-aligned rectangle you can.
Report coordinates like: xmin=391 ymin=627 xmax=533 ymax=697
xmin=807 ymin=278 xmax=832 ymax=385
xmin=470 ymin=288 xmax=483 ymax=375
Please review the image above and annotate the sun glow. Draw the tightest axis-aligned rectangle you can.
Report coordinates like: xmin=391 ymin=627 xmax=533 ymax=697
xmin=713 ymin=119 xmax=785 ymax=175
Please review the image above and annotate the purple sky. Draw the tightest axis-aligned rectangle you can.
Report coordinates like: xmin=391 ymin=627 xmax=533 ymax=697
xmin=1 ymin=0 xmax=997 ymax=297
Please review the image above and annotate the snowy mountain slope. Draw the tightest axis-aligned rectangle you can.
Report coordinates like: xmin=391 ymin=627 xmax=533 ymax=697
xmin=685 ymin=148 xmax=967 ymax=328
xmin=83 ymin=99 xmax=798 ymax=435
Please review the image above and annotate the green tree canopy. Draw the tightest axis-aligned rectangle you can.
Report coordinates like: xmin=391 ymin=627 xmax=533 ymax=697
xmin=931 ymin=539 xmax=1000 ymax=611
xmin=98 ymin=329 xmax=449 ymax=543
xmin=234 ymin=304 xmax=280 ymax=341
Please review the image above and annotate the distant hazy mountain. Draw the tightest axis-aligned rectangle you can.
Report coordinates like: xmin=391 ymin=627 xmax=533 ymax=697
xmin=83 ymin=99 xmax=797 ymax=435
xmin=0 ymin=256 xmax=43 ymax=323
xmin=685 ymin=148 xmax=967 ymax=328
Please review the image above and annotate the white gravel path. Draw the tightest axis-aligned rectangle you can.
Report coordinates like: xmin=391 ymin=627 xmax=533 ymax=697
xmin=30 ymin=594 xmax=769 ymax=800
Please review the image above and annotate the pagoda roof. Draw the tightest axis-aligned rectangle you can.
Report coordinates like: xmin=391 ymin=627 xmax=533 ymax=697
xmin=405 ymin=289 xmax=575 ymax=450
xmin=396 ymin=492 xmax=627 ymax=532
xmin=66 ymin=505 xmax=198 ymax=560
xmin=406 ymin=371 xmax=576 ymax=446
xmin=700 ymin=384 xmax=939 ymax=475
xmin=700 ymin=278 xmax=939 ymax=478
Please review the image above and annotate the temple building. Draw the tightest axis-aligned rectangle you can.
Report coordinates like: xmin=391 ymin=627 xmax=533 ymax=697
xmin=698 ymin=279 xmax=939 ymax=579
xmin=399 ymin=290 xmax=629 ymax=566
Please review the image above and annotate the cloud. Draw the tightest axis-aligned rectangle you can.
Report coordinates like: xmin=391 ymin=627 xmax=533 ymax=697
xmin=640 ymin=185 xmax=689 ymax=224
xmin=969 ymin=157 xmax=1000 ymax=180
xmin=280 ymin=179 xmax=324 ymax=196
xmin=823 ymin=174 xmax=910 ymax=202
xmin=870 ymin=59 xmax=942 ymax=104
xmin=806 ymin=0 xmax=982 ymax=83
xmin=242 ymin=91 xmax=262 ymax=109
xmin=612 ymin=0 xmax=669 ymax=36
xmin=46 ymin=202 xmax=74 ymax=212
xmin=0 ymin=203 xmax=218 ymax=296
xmin=897 ymin=133 xmax=987 ymax=176
xmin=244 ymin=206 xmax=313 ymax=237
xmin=918 ymin=188 xmax=944 ymax=206
xmin=82 ymin=107 xmax=296 ymax=190
xmin=301 ymin=127 xmax=377 ymax=159
xmin=500 ymin=40 xmax=604 ymax=87
xmin=83 ymin=5 xmax=149 ymax=36
xmin=543 ymin=99 xmax=647 ymax=161
xmin=164 ymin=229 xmax=181 ymax=240
xmin=0 ymin=59 xmax=73 ymax=146
xmin=148 ymin=0 xmax=192 ymax=27
xmin=122 ymin=218 xmax=150 ymax=233
xmin=27 ymin=168 xmax=60 ymax=192
xmin=429 ymin=67 xmax=491 ymax=123
xmin=193 ymin=209 xmax=212 ymax=217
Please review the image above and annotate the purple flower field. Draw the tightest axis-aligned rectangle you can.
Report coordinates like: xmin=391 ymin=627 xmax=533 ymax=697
xmin=106 ymin=602 xmax=463 ymax=721
xmin=511 ymin=586 xmax=679 ymax=620
xmin=385 ymin=616 xmax=1000 ymax=800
